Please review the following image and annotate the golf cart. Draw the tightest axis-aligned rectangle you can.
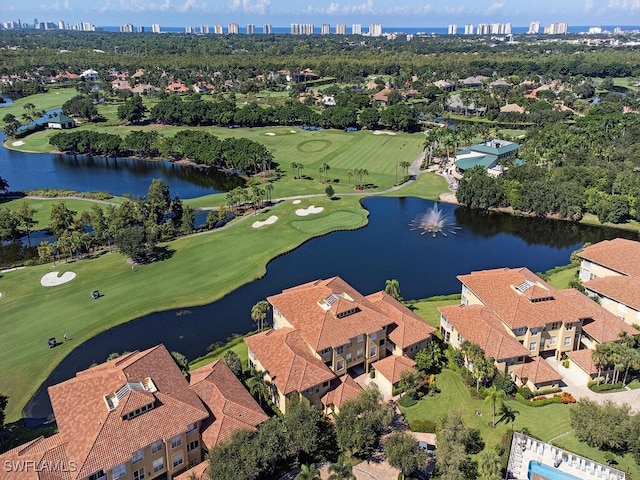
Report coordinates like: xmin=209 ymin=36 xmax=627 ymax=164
xmin=90 ymin=290 xmax=100 ymax=299
xmin=48 ymin=337 xmax=57 ymax=348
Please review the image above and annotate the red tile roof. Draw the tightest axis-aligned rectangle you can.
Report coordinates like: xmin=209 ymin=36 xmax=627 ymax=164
xmin=578 ymin=238 xmax=640 ymax=277
xmin=244 ymin=328 xmax=335 ymax=395
xmin=267 ymin=277 xmax=395 ymax=351
xmin=0 ymin=434 xmax=70 ymax=480
xmin=47 ymin=345 xmax=208 ymax=479
xmin=560 ymin=289 xmax=639 ymax=343
xmin=512 ymin=357 xmax=561 ymax=386
xmin=189 ymin=360 xmax=267 ymax=449
xmin=566 ymin=349 xmax=601 ymax=375
xmin=372 ymin=355 xmax=417 ymax=385
xmin=321 ymin=375 xmax=363 ymax=410
xmin=583 ymin=276 xmax=640 ymax=311
xmin=365 ymin=291 xmax=435 ymax=348
xmin=174 ymin=461 xmax=208 ymax=480
xmin=458 ymin=268 xmax=592 ymax=330
xmin=438 ymin=304 xmax=529 ymax=360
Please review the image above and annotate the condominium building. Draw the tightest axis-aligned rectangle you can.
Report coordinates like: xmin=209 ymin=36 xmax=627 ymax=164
xmin=369 ymin=23 xmax=383 ymax=36
xmin=336 ymin=23 xmax=346 ymax=35
xmin=464 ymin=24 xmax=474 ymax=35
xmin=476 ymin=23 xmax=490 ymax=35
xmin=120 ymin=24 xmax=134 ymax=33
xmin=263 ymin=23 xmax=272 ymax=34
xmin=321 ymin=23 xmax=330 ymax=35
xmin=228 ymin=22 xmax=239 ymax=34
xmin=151 ymin=23 xmax=161 ymax=33
xmin=544 ymin=22 xmax=568 ymax=34
xmin=246 ymin=24 xmax=255 ymax=34
xmin=448 ymin=24 xmax=457 ymax=35
xmin=185 ymin=26 xmax=195 ymax=34
xmin=200 ymin=24 xmax=209 ymax=34
xmin=213 ymin=24 xmax=223 ymax=34
xmin=352 ymin=23 xmax=362 ymax=35
xmin=528 ymin=21 xmax=540 ymax=34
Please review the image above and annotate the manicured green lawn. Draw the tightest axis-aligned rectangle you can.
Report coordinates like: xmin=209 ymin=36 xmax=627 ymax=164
xmin=400 ymin=369 xmax=573 ymax=448
xmin=405 ymin=295 xmax=461 ymax=330
xmin=0 ymin=89 xmax=78 ymax=125
xmin=543 ymin=264 xmax=579 ymax=290
xmin=382 ymin=172 xmax=449 ymax=201
xmin=189 ymin=337 xmax=250 ymax=372
xmin=0 ymin=195 xmax=368 ymax=422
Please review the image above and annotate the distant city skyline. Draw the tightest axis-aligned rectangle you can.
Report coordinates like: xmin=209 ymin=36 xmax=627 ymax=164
xmin=1 ymin=1 xmax=639 ymax=28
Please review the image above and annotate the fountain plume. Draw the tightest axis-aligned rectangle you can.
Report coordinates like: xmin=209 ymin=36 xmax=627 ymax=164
xmin=409 ymin=204 xmax=460 ymax=237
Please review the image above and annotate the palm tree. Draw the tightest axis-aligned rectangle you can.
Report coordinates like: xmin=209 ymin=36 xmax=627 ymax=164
xmin=477 ymin=449 xmax=502 ymax=480
xmin=484 ymin=385 xmax=506 ymax=428
xmin=592 ymin=342 xmax=610 ymax=385
xmin=291 ymin=162 xmax=300 ymax=179
xmin=319 ymin=162 xmax=330 ymax=183
xmin=251 ymin=300 xmax=271 ymax=332
xmin=384 ymin=279 xmax=402 ymax=300
xmin=399 ymin=161 xmax=411 ymax=180
xmin=296 ymin=464 xmax=321 ymax=480
xmin=247 ymin=368 xmax=271 ymax=407
xmin=328 ymin=457 xmax=356 ymax=480
xmin=346 ymin=169 xmax=354 ymax=188
xmin=264 ymin=183 xmax=274 ymax=204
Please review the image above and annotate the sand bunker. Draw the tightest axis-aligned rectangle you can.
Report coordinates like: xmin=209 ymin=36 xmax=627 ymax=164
xmin=295 ymin=205 xmax=324 ymax=216
xmin=41 ymin=271 xmax=77 ymax=287
xmin=265 ymin=132 xmax=276 ymax=136
xmin=292 ymin=200 xmax=301 ymax=204
xmin=290 ymin=130 xmax=297 ymax=133
xmin=12 ymin=140 xmax=25 ymax=146
xmin=252 ymin=215 xmax=279 ymax=228
xmin=373 ymin=130 xmax=397 ymax=136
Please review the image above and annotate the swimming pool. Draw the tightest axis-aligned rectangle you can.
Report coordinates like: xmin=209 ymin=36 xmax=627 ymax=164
xmin=528 ymin=461 xmax=582 ymax=480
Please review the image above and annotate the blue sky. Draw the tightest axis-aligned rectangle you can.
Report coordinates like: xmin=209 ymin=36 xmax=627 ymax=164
xmin=2 ymin=0 xmax=640 ymax=27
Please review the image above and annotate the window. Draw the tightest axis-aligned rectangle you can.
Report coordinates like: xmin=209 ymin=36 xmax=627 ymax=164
xmin=173 ymin=452 xmax=184 ymax=468
xmin=356 ymin=348 xmax=363 ymax=359
xmin=133 ymin=468 xmax=145 ymax=480
xmin=336 ymin=360 xmax=344 ymax=370
xmin=113 ymin=464 xmax=126 ymax=479
xmin=336 ymin=346 xmax=343 ymax=355
xmin=171 ymin=435 xmax=182 ymax=448
xmin=564 ymin=337 xmax=571 ymax=346
xmin=370 ymin=346 xmax=377 ymax=357
xmin=187 ymin=440 xmax=199 ymax=453
xmin=515 ymin=327 xmax=526 ymax=336
xmin=187 ymin=422 xmax=197 ymax=433
xmin=152 ymin=458 xmax=164 ymax=473
xmin=379 ymin=339 xmax=385 ymax=346
xmin=357 ymin=334 xmax=364 ymax=344
xmin=132 ymin=449 xmax=143 ymax=463
xmin=88 ymin=471 xmax=106 ymax=480
xmin=550 ymin=322 xmax=560 ymax=330
xmin=346 ymin=353 xmax=352 ymax=363
xmin=550 ymin=336 xmax=557 ymax=345
xmin=315 ymin=386 xmax=320 ymax=393
xmin=529 ymin=342 xmax=537 ymax=351
xmin=531 ymin=328 xmax=538 ymax=335
xmin=151 ymin=440 xmax=163 ymax=454
xmin=566 ymin=323 xmax=573 ymax=330
xmin=371 ymin=332 xmax=377 ymax=341
xmin=457 ymin=333 xmax=462 ymax=343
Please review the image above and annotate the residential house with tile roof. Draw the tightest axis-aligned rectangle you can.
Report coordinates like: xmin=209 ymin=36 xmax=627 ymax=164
xmin=439 ymin=267 xmax=637 ymax=390
xmin=371 ymin=355 xmax=417 ymax=397
xmin=0 ymin=345 xmax=266 ymax=480
xmin=578 ymin=238 xmax=640 ymax=325
xmin=244 ymin=277 xmax=435 ymax=413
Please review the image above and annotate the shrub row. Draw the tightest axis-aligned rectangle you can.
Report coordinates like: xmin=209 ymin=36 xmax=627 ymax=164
xmin=588 ymin=382 xmax=623 ymax=392
xmin=515 ymin=392 xmax=563 ymax=407
xmin=532 ymin=387 xmax=562 ymax=396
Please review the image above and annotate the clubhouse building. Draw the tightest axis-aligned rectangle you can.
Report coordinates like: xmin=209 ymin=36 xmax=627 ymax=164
xmin=0 ymin=345 xmax=267 ymax=480
xmin=453 ymin=139 xmax=520 ymax=176
xmin=244 ymin=276 xmax=436 ymax=413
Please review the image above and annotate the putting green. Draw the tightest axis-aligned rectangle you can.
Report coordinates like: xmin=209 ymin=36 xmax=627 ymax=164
xmin=291 ymin=211 xmax=363 ymax=234
xmin=296 ymin=139 xmax=333 ymax=153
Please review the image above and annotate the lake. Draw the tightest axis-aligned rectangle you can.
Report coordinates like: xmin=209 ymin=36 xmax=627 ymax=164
xmin=23 ymin=196 xmax=636 ymax=419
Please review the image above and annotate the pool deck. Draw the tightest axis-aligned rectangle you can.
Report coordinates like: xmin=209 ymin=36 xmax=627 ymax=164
xmin=507 ymin=432 xmax=625 ymax=480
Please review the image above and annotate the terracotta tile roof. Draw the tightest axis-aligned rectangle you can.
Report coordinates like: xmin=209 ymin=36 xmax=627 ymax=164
xmin=0 ymin=434 xmax=70 ymax=480
xmin=267 ymin=277 xmax=394 ymax=351
xmin=244 ymin=328 xmax=335 ymax=395
xmin=174 ymin=460 xmax=209 ymax=480
xmin=321 ymin=375 xmax=363 ymax=410
xmin=583 ymin=276 xmax=640 ymax=311
xmin=458 ymin=268 xmax=593 ymax=330
xmin=47 ymin=345 xmax=208 ymax=480
xmin=189 ymin=360 xmax=267 ymax=449
xmin=438 ymin=304 xmax=529 ymax=360
xmin=578 ymin=238 xmax=640 ymax=276
xmin=566 ymin=350 xmax=601 ymax=375
xmin=560 ymin=289 xmax=639 ymax=343
xmin=365 ymin=292 xmax=435 ymax=348
xmin=372 ymin=355 xmax=417 ymax=385
xmin=512 ymin=357 xmax=562 ymax=386
xmin=372 ymin=88 xmax=391 ymax=102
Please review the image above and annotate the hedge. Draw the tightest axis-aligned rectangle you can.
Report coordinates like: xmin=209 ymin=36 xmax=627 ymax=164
xmin=532 ymin=387 xmax=562 ymax=396
xmin=515 ymin=393 xmax=563 ymax=407
xmin=588 ymin=382 xmax=623 ymax=392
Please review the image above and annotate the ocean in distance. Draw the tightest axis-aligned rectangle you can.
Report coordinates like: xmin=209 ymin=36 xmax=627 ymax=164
xmin=100 ymin=25 xmax=640 ymax=35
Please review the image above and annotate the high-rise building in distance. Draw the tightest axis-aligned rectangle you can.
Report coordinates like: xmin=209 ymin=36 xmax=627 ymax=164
xmin=528 ymin=21 xmax=540 ymax=34
xmin=290 ymin=23 xmax=299 ymax=35
xmin=476 ymin=23 xmax=489 ymax=35
xmin=464 ymin=24 xmax=474 ymax=35
xmin=58 ymin=20 xmax=65 ymax=30
xmin=448 ymin=24 xmax=457 ymax=35
xmin=185 ymin=26 xmax=194 ymax=34
xmin=352 ymin=23 xmax=362 ymax=35
xmin=369 ymin=23 xmax=382 ymax=36
xmin=201 ymin=24 xmax=209 ymax=34
xmin=228 ymin=22 xmax=239 ymax=34
xmin=152 ymin=23 xmax=161 ymax=33
xmin=214 ymin=24 xmax=223 ymax=34
xmin=120 ymin=24 xmax=133 ymax=33
xmin=336 ymin=23 xmax=346 ymax=35
xmin=263 ymin=24 xmax=272 ymax=34
xmin=246 ymin=24 xmax=255 ymax=34
xmin=544 ymin=22 xmax=568 ymax=34
xmin=137 ymin=25 xmax=144 ymax=33
xmin=321 ymin=23 xmax=330 ymax=35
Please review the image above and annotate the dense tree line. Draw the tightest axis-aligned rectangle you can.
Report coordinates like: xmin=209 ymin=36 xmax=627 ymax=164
xmin=456 ymin=99 xmax=640 ymax=225
xmin=49 ymin=129 xmax=274 ymax=174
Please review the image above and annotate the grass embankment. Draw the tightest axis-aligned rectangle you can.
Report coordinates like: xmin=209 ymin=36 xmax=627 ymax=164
xmin=0 ymin=195 xmax=367 ymax=422
xmin=0 ymin=89 xmax=78 ymax=126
